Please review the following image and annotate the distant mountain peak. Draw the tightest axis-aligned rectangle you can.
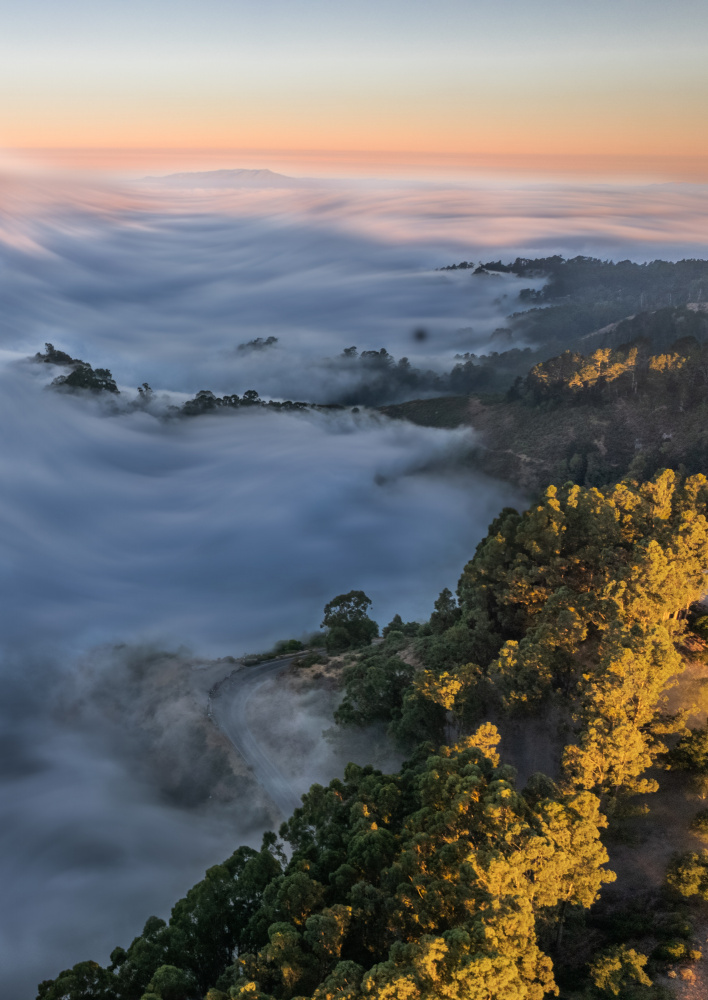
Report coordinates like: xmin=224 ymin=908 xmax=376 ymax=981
xmin=140 ymin=167 xmax=312 ymax=189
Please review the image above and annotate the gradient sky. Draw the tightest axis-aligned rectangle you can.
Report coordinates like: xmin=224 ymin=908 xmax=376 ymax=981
xmin=2 ymin=0 xmax=708 ymax=176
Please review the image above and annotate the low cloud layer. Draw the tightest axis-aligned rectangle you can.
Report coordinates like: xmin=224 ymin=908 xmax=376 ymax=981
xmin=1 ymin=170 xmax=704 ymax=996
xmin=0 ymin=356 xmax=522 ymax=996
xmin=4 ymin=173 xmax=706 ymax=406
xmin=0 ymin=179 xmax=533 ymax=401
xmin=1 ymin=360 xmax=520 ymax=654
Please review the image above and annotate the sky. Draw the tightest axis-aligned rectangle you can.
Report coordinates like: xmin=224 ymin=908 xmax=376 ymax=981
xmin=2 ymin=0 xmax=708 ymax=179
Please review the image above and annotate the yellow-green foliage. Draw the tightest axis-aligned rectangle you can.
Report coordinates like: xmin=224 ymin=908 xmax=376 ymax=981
xmin=666 ymin=850 xmax=708 ymax=899
xmin=588 ymin=945 xmax=652 ymax=996
xmin=456 ymin=470 xmax=708 ymax=801
xmin=526 ymin=342 xmax=693 ymax=400
xmin=220 ymin=730 xmax=614 ymax=1000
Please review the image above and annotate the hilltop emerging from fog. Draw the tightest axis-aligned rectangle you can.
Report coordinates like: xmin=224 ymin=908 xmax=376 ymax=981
xmin=141 ymin=168 xmax=316 ymax=189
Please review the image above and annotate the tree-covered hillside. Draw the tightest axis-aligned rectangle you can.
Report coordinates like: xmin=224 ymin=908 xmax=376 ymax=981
xmin=383 ymin=305 xmax=708 ymax=493
xmin=444 ymin=256 xmax=708 ymax=355
xmin=38 ymin=469 xmax=708 ymax=1000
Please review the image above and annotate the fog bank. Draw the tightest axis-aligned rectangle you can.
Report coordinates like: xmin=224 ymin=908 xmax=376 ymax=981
xmin=2 ymin=168 xmax=700 ymax=996
xmin=0 ymin=355 xmax=522 ymax=996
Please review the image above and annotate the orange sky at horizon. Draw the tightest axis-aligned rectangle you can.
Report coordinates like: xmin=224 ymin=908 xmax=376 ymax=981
xmin=5 ymin=147 xmax=708 ymax=185
xmin=2 ymin=0 xmax=707 ymax=184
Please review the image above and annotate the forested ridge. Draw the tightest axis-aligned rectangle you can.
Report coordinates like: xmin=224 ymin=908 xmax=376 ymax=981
xmin=39 ymin=468 xmax=708 ymax=1000
xmin=383 ymin=305 xmax=708 ymax=494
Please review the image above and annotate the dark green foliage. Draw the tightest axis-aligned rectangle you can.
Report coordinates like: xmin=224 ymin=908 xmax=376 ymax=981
xmin=335 ymin=647 xmax=413 ymax=728
xmin=667 ymin=725 xmax=708 ymax=773
xmin=590 ymin=901 xmax=657 ymax=946
xmin=381 ymin=613 xmax=419 ymax=638
xmin=324 ymin=626 xmax=353 ymax=654
xmin=35 ymin=342 xmax=84 ymax=367
xmin=48 ymin=358 xmax=120 ymax=394
xmin=329 ymin=346 xmax=445 ymax=406
xmin=690 ymin=809 xmax=708 ymax=838
xmin=387 ymin=684 xmax=447 ymax=748
xmin=178 ymin=388 xmax=345 ymax=417
xmin=652 ymin=939 xmax=689 ymax=962
xmin=237 ymin=336 xmax=278 ymax=352
xmin=428 ymin=587 xmax=461 ymax=633
xmin=106 ymin=915 xmax=172 ymax=997
xmin=445 ymin=347 xmax=535 ymax=396
xmin=47 ymin=840 xmax=285 ymax=1000
xmin=177 ymin=388 xmax=345 ymax=416
xmin=321 ymin=591 xmax=378 ymax=653
xmin=53 ymin=364 xmax=120 ymax=394
xmin=691 ymin=615 xmax=708 ymax=641
xmin=37 ymin=962 xmax=115 ymax=1000
xmin=35 ymin=341 xmax=120 ymax=394
xmin=416 ymin=616 xmax=503 ymax=676
xmin=143 ymin=965 xmax=197 ymax=1000
xmin=273 ymin=639 xmax=305 ymax=654
xmin=333 ymin=633 xmax=450 ymax=748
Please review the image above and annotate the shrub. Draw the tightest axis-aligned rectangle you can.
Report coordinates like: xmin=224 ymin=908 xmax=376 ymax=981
xmin=653 ymin=939 xmax=689 ymax=962
xmin=690 ymin=808 xmax=708 ymax=840
xmin=666 ymin=850 xmax=708 ymax=899
xmin=588 ymin=945 xmax=652 ymax=996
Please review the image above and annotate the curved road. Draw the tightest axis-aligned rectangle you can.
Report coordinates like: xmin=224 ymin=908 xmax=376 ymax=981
xmin=209 ymin=658 xmax=303 ymax=819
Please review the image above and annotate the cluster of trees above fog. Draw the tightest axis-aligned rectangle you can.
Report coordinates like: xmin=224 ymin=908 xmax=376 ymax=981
xmin=35 ymin=343 xmax=120 ymax=394
xmin=33 ymin=339 xmax=531 ymax=411
xmin=33 ymin=339 xmax=537 ymax=411
xmin=34 ymin=258 xmax=708 ymax=413
xmin=442 ymin=256 xmax=708 ymax=375
xmin=39 ymin=467 xmax=708 ymax=1000
xmin=442 ymin=255 xmax=708 ymax=311
xmin=34 ymin=344 xmax=323 ymax=416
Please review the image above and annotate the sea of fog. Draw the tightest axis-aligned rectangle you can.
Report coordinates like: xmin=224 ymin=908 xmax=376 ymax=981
xmin=1 ymin=170 xmax=707 ymax=995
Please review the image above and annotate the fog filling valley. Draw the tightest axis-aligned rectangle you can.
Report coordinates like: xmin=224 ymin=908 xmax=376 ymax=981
xmin=2 ymin=170 xmax=707 ymax=995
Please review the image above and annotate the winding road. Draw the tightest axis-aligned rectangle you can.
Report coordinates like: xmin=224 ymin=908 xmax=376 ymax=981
xmin=209 ymin=658 xmax=303 ymax=819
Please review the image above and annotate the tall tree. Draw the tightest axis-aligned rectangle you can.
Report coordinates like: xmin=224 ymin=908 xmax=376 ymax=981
xmin=322 ymin=591 xmax=379 ymax=653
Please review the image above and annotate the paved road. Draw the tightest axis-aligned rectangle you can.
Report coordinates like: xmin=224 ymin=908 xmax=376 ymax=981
xmin=210 ymin=658 xmax=303 ymax=819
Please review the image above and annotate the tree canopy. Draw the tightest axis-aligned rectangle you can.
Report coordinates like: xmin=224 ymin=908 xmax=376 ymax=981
xmin=321 ymin=591 xmax=379 ymax=654
xmin=38 ymin=731 xmax=615 ymax=1000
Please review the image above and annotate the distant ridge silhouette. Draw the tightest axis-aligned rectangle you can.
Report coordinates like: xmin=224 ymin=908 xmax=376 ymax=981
xmin=141 ymin=167 xmax=314 ymax=188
